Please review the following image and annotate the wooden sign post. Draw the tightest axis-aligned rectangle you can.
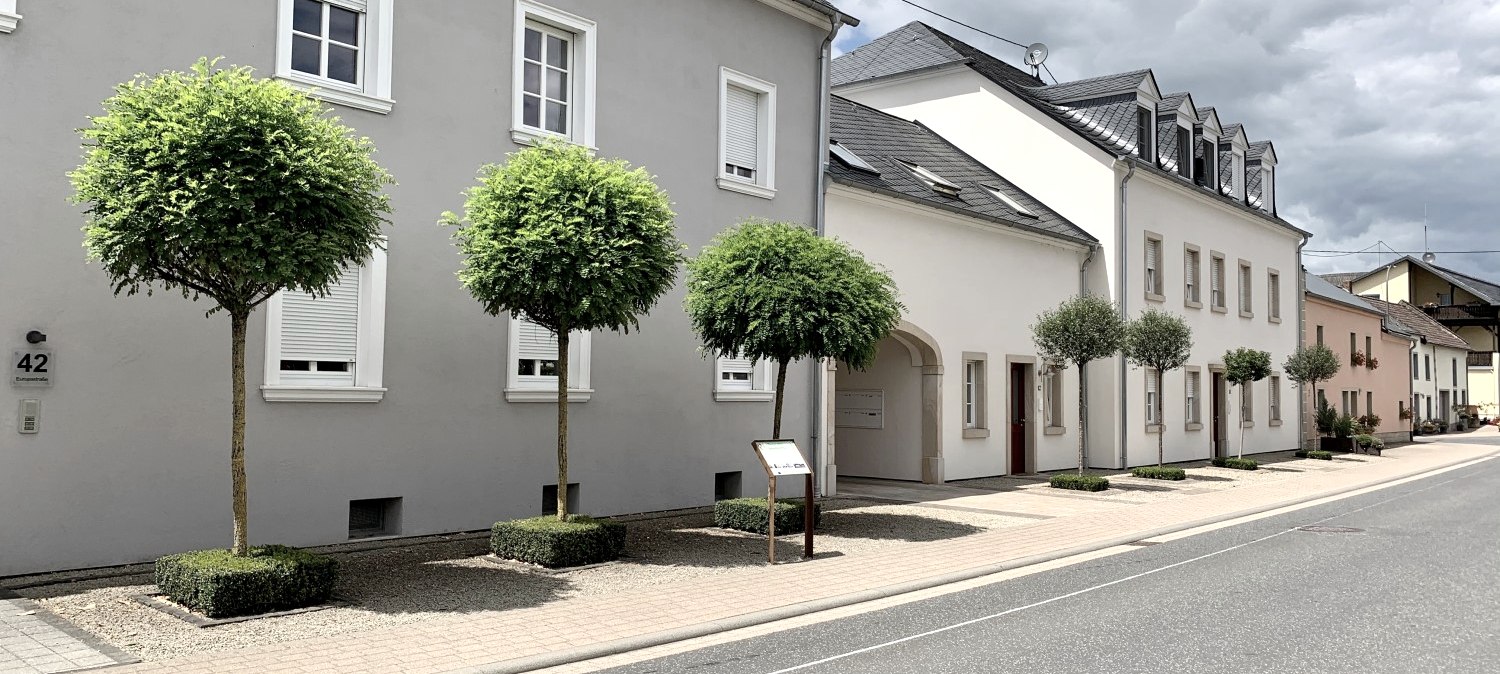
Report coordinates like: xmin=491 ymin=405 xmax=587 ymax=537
xmin=751 ymin=439 xmax=814 ymax=564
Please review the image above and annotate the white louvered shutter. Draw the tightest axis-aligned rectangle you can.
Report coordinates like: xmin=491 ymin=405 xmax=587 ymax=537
xmin=1185 ymin=251 xmax=1198 ymax=300
xmin=279 ymin=268 xmax=360 ymax=385
xmin=1145 ymin=239 xmax=1159 ymax=293
xmin=1211 ymin=259 xmax=1223 ymax=306
xmin=517 ymin=318 xmax=559 ymax=363
xmin=724 ymin=85 xmax=760 ymax=175
xmin=1240 ymin=265 xmax=1251 ymax=311
xmin=1187 ymin=371 xmax=1199 ymax=422
xmin=1146 ymin=369 xmax=1159 ymax=423
xmin=720 ymin=355 xmax=754 ymax=390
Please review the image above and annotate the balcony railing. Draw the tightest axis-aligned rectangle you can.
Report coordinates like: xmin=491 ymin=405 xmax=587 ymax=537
xmin=1468 ymin=352 xmax=1495 ymax=368
xmin=1425 ymin=304 xmax=1500 ymax=325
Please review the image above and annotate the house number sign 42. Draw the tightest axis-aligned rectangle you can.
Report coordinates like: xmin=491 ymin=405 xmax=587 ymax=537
xmin=12 ymin=350 xmax=53 ymax=387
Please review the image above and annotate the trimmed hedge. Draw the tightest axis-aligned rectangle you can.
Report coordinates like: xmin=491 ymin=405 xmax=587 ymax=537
xmin=1131 ymin=466 xmax=1186 ymax=480
xmin=1211 ymin=457 xmax=1259 ymax=471
xmin=714 ymin=498 xmax=822 ymax=535
xmin=1049 ymin=474 xmax=1110 ymax=491
xmin=491 ymin=515 xmax=627 ymax=569
xmin=154 ymin=545 xmax=337 ymax=619
xmin=1295 ymin=450 xmax=1334 ymax=460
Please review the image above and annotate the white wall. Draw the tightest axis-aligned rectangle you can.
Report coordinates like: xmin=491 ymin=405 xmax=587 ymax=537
xmin=833 ymin=337 xmax=923 ymax=481
xmin=827 ymin=186 xmax=1090 ymax=478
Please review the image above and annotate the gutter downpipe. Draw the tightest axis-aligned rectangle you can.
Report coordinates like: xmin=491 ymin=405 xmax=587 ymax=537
xmin=1116 ymin=157 xmax=1137 ymax=469
xmin=812 ymin=12 xmax=842 ymax=497
xmin=1297 ymin=235 xmax=1309 ymax=449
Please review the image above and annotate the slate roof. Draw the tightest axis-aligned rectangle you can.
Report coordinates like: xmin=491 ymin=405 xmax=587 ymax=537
xmin=1306 ymin=273 xmax=1380 ymax=315
xmin=790 ymin=0 xmax=859 ymax=25
xmin=1159 ymin=93 xmax=1196 ymax=119
xmin=827 ymin=95 xmax=1096 ymax=246
xmin=1318 ymin=272 xmax=1364 ymax=290
xmin=1361 ymin=297 xmax=1471 ymax=349
xmin=830 ymin=22 xmax=1308 ymax=237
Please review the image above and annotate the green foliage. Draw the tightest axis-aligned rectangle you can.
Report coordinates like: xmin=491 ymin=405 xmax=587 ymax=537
xmin=713 ymin=497 xmax=823 ymax=535
xmin=1123 ymin=309 xmax=1193 ymax=373
xmin=444 ymin=140 xmax=681 ymax=334
xmin=1296 ymin=450 xmax=1334 ymax=460
xmin=684 ymin=220 xmax=902 ymax=371
xmin=1131 ymin=466 xmax=1186 ymax=480
xmin=1049 ymin=474 xmax=1111 ymax=491
xmin=1283 ymin=345 xmax=1341 ymax=389
xmin=1212 ymin=457 xmax=1259 ymax=470
xmin=1333 ymin=413 xmax=1356 ymax=439
xmin=1031 ymin=295 xmax=1125 ymax=370
xmin=154 ymin=545 xmax=337 ymax=619
xmin=1315 ymin=399 xmax=1338 ymax=435
xmin=1354 ymin=434 xmax=1384 ymax=450
xmin=1223 ymin=348 xmax=1272 ymax=387
xmin=490 ymin=515 xmax=627 ymax=569
xmin=73 ymin=57 xmax=392 ymax=314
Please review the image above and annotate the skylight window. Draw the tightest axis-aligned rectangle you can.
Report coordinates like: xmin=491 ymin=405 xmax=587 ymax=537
xmin=829 ymin=141 xmax=878 ymax=174
xmin=898 ymin=160 xmax=960 ymax=197
xmin=981 ymin=184 xmax=1036 ymax=218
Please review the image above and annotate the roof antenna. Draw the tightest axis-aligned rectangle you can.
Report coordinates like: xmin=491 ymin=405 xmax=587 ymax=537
xmin=1422 ymin=204 xmax=1436 ymax=264
xmin=1024 ymin=42 xmax=1048 ymax=79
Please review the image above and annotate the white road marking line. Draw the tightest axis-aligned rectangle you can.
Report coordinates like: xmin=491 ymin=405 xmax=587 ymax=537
xmin=763 ymin=471 xmax=1476 ymax=674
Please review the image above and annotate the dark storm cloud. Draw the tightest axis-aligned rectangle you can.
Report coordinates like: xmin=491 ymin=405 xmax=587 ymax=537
xmin=832 ymin=0 xmax=1500 ymax=277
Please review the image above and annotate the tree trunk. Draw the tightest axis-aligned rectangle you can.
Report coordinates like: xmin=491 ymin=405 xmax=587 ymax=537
xmin=1076 ymin=363 xmax=1087 ymax=476
xmin=230 ymin=310 xmax=250 ymax=557
xmin=556 ymin=329 xmax=570 ymax=520
xmin=1157 ymin=409 xmax=1165 ymax=468
xmin=772 ymin=356 xmax=790 ymax=439
xmin=1237 ymin=385 xmax=1246 ymax=459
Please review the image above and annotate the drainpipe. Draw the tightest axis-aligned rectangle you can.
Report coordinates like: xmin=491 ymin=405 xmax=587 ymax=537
xmin=1116 ymin=157 xmax=1137 ymax=469
xmin=1297 ymin=235 xmax=1309 ymax=449
xmin=811 ymin=12 xmax=843 ymax=496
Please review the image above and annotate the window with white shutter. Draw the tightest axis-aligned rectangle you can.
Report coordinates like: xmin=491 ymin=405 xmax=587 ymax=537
xmin=718 ymin=67 xmax=776 ymax=199
xmin=1184 ymin=247 xmax=1200 ymax=305
xmin=714 ymin=353 xmax=774 ymax=401
xmin=1210 ymin=254 xmax=1225 ymax=309
xmin=1238 ymin=260 xmax=1253 ymax=316
xmin=1270 ymin=375 xmax=1281 ymax=422
xmin=506 ymin=315 xmax=592 ymax=402
xmin=1043 ymin=365 xmax=1064 ymax=429
xmin=263 ymin=247 xmax=388 ymax=402
xmin=1145 ymin=368 xmax=1160 ymax=425
xmin=1268 ymin=270 xmax=1281 ymax=320
xmin=511 ymin=1 xmax=595 ymax=146
xmin=1185 ymin=368 xmax=1201 ymax=425
xmin=1144 ymin=234 xmax=1162 ymax=298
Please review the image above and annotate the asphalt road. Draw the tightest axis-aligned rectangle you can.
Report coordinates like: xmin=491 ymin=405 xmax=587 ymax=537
xmin=596 ymin=444 xmax=1500 ymax=674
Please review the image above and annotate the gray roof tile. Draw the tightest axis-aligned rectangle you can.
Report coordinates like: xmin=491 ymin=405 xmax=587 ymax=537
xmin=1307 ymin=273 xmax=1380 ymax=314
xmin=1362 ymin=297 xmax=1471 ymax=349
xmin=828 ymin=95 xmax=1096 ymax=246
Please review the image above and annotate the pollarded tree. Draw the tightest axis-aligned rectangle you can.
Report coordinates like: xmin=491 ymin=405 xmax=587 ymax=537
xmin=1031 ymin=295 xmax=1125 ymax=475
xmin=71 ymin=58 xmax=393 ymax=556
xmin=684 ymin=220 xmax=903 ymax=439
xmin=444 ymin=141 xmax=681 ymax=520
xmin=1283 ymin=344 xmax=1342 ymax=450
xmin=1123 ymin=309 xmax=1193 ymax=467
xmin=1224 ymin=347 xmax=1273 ymax=458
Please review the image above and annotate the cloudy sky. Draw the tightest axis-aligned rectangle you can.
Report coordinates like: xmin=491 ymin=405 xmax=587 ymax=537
xmin=831 ymin=0 xmax=1500 ymax=278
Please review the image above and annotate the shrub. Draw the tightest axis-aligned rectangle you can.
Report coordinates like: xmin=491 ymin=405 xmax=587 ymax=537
xmin=1049 ymin=474 xmax=1110 ymax=491
xmin=1333 ymin=414 xmax=1356 ymax=439
xmin=1315 ymin=399 xmax=1338 ymax=436
xmin=1130 ymin=466 xmax=1186 ymax=480
xmin=154 ymin=545 xmax=337 ymax=619
xmin=1212 ymin=457 xmax=1259 ymax=470
xmin=1296 ymin=450 xmax=1334 ymax=460
xmin=490 ymin=515 xmax=627 ymax=569
xmin=714 ymin=498 xmax=822 ymax=535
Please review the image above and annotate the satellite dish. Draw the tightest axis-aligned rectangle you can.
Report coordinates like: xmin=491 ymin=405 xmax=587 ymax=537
xmin=1422 ymin=251 xmax=1437 ymax=264
xmin=1024 ymin=43 xmax=1049 ymax=67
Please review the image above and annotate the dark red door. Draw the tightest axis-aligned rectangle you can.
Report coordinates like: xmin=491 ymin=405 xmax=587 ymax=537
xmin=1211 ymin=372 xmax=1226 ymax=458
xmin=1010 ymin=363 xmax=1027 ymax=474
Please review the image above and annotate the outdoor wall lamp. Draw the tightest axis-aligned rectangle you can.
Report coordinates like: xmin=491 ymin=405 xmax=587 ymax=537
xmin=25 ymin=330 xmax=46 ymax=344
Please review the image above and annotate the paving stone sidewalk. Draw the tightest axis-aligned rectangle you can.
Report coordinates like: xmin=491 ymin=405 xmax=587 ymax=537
xmin=0 ymin=594 xmax=134 ymax=674
xmin=102 ymin=441 xmax=1496 ymax=674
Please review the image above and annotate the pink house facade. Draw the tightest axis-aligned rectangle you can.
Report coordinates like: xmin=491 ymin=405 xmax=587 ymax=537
xmin=1304 ymin=275 xmax=1414 ymax=444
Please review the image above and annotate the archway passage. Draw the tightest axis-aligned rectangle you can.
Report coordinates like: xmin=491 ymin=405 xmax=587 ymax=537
xmin=829 ymin=321 xmax=942 ymax=486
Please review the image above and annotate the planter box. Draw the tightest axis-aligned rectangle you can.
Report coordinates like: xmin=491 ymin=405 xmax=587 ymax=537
xmin=154 ymin=546 xmax=337 ymax=619
xmin=1319 ymin=437 xmax=1354 ymax=453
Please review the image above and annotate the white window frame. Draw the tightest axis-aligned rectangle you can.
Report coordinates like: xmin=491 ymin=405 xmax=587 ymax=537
xmin=961 ymin=352 xmax=988 ymax=437
xmin=1043 ymin=362 xmax=1064 ymax=431
xmin=1237 ymin=259 xmax=1253 ymax=318
xmin=0 ymin=0 xmax=20 ymax=33
xmin=1144 ymin=232 xmax=1163 ymax=301
xmin=1241 ymin=380 xmax=1254 ymax=425
xmin=714 ymin=354 xmax=775 ymax=402
xmin=1210 ymin=251 xmax=1227 ymax=312
xmin=262 ymin=246 xmax=388 ymax=402
xmin=717 ymin=67 xmax=777 ymax=200
xmin=511 ymin=0 xmax=596 ymax=147
xmin=505 ymin=316 xmax=593 ymax=402
xmin=1269 ymin=375 xmax=1282 ymax=425
xmin=1185 ymin=367 xmax=1202 ymax=429
xmin=1261 ymin=165 xmax=1275 ymax=214
xmin=1267 ymin=268 xmax=1281 ymax=322
xmin=1145 ymin=367 xmax=1161 ymax=428
xmin=275 ymin=0 xmax=394 ymax=114
xmin=1183 ymin=244 xmax=1201 ymax=308
xmin=1232 ymin=149 xmax=1247 ymax=201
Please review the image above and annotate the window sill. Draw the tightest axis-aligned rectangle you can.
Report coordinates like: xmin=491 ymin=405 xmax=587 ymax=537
xmin=1044 ymin=426 xmax=1066 ymax=436
xmin=1268 ymin=316 xmax=1282 ymax=324
xmin=1184 ymin=299 xmax=1203 ymax=310
xmin=1145 ymin=423 xmax=1163 ymax=434
xmin=0 ymin=10 xmax=18 ymax=32
xmin=275 ymin=73 xmax=394 ymax=114
xmin=715 ymin=390 xmax=775 ymax=402
xmin=1239 ymin=310 xmax=1254 ymax=319
xmin=1144 ymin=292 xmax=1165 ymax=303
xmin=1211 ymin=305 xmax=1228 ymax=314
xmin=505 ymin=388 xmax=594 ymax=403
xmin=261 ymin=386 xmax=387 ymax=403
xmin=510 ymin=126 xmax=595 ymax=150
xmin=716 ymin=177 xmax=776 ymax=200
xmin=1240 ymin=420 xmax=1254 ymax=428
xmin=962 ymin=428 xmax=990 ymax=439
xmin=1185 ymin=422 xmax=1203 ymax=431
xmin=1269 ymin=419 xmax=1283 ymax=427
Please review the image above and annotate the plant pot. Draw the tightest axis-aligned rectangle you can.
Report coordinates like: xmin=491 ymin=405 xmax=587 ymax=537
xmin=1319 ymin=437 xmax=1353 ymax=453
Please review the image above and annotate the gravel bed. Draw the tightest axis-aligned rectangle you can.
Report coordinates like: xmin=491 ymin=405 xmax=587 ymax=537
xmin=19 ymin=499 xmax=1028 ymax=662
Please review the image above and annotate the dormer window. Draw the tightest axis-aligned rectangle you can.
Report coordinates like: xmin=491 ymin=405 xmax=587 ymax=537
xmin=1195 ymin=135 xmax=1216 ymax=188
xmin=1176 ymin=127 xmax=1191 ymax=179
xmin=900 ymin=161 xmax=960 ymax=197
xmin=1136 ymin=107 xmax=1155 ymax=165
